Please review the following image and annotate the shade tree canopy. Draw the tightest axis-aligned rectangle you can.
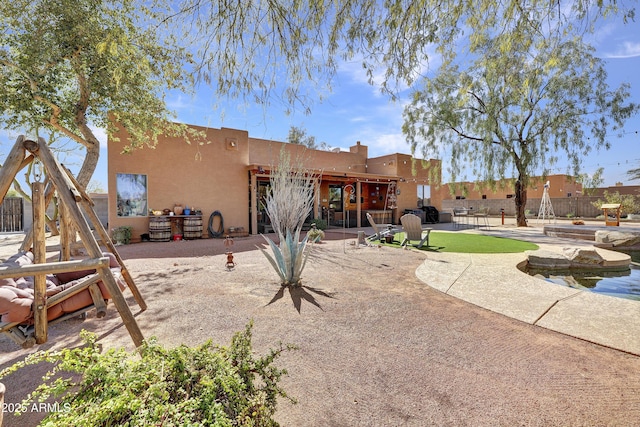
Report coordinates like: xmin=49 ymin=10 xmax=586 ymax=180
xmin=403 ymin=3 xmax=638 ymax=226
xmin=0 ymin=0 xmax=635 ymax=195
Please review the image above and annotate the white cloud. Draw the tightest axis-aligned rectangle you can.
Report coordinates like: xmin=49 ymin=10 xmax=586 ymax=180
xmin=603 ymin=40 xmax=640 ymax=59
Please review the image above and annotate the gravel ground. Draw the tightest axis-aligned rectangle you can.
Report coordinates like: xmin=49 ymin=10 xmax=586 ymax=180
xmin=1 ymin=232 xmax=640 ymax=426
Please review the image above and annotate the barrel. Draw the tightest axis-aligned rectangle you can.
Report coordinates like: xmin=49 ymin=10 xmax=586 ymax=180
xmin=149 ymin=216 xmax=171 ymax=241
xmin=183 ymin=216 xmax=203 ymax=239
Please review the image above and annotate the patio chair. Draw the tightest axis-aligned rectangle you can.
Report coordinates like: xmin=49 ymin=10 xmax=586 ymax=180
xmin=452 ymin=207 xmax=469 ymax=229
xmin=473 ymin=207 xmax=490 ymax=228
xmin=366 ymin=212 xmax=394 ymax=242
xmin=399 ymin=213 xmax=432 ymax=249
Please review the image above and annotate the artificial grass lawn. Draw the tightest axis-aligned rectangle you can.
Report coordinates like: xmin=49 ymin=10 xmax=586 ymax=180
xmin=386 ymin=231 xmax=539 ymax=254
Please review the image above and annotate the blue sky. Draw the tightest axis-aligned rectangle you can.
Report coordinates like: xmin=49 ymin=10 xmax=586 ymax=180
xmin=2 ymin=11 xmax=639 ymax=191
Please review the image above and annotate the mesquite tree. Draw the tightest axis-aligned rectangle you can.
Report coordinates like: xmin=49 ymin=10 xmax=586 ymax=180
xmin=259 ymin=150 xmax=318 ymax=287
xmin=403 ymin=7 xmax=638 ymax=226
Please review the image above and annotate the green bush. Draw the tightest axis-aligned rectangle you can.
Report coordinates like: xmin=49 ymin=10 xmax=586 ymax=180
xmin=111 ymin=225 xmax=132 ymax=244
xmin=592 ymin=191 xmax=640 ymax=215
xmin=0 ymin=322 xmax=295 ymax=426
xmin=310 ymin=218 xmax=327 ymax=230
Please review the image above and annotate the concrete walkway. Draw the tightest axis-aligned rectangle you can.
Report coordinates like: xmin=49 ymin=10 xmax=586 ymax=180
xmin=408 ymin=217 xmax=640 ymax=356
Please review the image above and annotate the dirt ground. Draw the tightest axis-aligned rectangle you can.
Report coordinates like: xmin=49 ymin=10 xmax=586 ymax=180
xmin=1 ymin=232 xmax=640 ymax=426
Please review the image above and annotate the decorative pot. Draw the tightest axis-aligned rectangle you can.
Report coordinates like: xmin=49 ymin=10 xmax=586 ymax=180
xmin=174 ymin=205 xmax=183 ymax=215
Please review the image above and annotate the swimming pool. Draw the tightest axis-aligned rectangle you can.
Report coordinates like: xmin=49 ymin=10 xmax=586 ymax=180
xmin=524 ymin=250 xmax=640 ymax=301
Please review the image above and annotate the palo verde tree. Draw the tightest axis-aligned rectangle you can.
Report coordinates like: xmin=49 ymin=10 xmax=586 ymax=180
xmin=287 ymin=126 xmax=331 ymax=151
xmin=0 ymin=0 xmax=200 ymax=191
xmin=403 ymin=4 xmax=638 ymax=226
xmin=1 ymin=0 xmax=633 ymax=196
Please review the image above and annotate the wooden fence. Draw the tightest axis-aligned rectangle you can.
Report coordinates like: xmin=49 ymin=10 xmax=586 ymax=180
xmin=0 ymin=197 xmax=23 ymax=232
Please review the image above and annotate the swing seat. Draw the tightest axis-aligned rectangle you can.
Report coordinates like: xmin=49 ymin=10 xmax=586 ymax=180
xmin=0 ymin=251 xmax=126 ymax=333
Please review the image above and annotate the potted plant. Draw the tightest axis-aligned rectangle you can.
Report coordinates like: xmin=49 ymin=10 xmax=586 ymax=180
xmin=307 ymin=224 xmax=325 ymax=243
xmin=112 ymin=226 xmax=132 ymax=245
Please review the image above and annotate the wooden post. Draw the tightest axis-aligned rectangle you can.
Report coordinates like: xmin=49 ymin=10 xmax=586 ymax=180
xmin=32 ymin=181 xmax=48 ymax=344
xmin=20 ymin=180 xmax=57 ymax=253
xmin=88 ymin=283 xmax=108 ymax=318
xmin=23 ymin=138 xmax=145 ymax=348
xmin=58 ymin=202 xmax=72 ymax=261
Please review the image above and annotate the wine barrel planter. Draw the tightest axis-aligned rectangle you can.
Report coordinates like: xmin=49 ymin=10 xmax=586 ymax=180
xmin=149 ymin=216 xmax=171 ymax=241
xmin=184 ymin=216 xmax=203 ymax=239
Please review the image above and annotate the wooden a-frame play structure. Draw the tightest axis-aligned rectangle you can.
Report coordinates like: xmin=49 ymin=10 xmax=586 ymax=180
xmin=0 ymin=136 xmax=146 ymax=348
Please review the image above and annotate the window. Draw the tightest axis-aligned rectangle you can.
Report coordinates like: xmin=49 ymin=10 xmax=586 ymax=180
xmin=417 ymin=185 xmax=431 ymax=207
xmin=116 ymin=174 xmax=148 ymax=217
xmin=482 ymin=195 xmax=487 ymax=200
xmin=328 ymin=185 xmax=343 ymax=211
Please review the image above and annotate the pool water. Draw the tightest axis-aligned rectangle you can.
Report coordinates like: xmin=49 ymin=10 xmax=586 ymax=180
xmin=539 ymin=265 xmax=640 ymax=301
xmin=524 ymin=250 xmax=640 ymax=301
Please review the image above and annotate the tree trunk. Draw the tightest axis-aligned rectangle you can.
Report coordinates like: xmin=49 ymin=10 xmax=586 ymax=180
xmin=514 ymin=179 xmax=528 ymax=227
xmin=76 ymin=124 xmax=101 ymax=189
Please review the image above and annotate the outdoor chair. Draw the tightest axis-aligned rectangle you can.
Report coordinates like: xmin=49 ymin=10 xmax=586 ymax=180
xmin=399 ymin=213 xmax=432 ymax=249
xmin=452 ymin=207 xmax=469 ymax=229
xmin=366 ymin=212 xmax=394 ymax=242
xmin=473 ymin=207 xmax=490 ymax=228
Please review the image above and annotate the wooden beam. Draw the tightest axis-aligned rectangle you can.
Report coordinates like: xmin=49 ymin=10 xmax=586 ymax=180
xmin=0 ymin=257 xmax=109 ymax=279
xmin=20 ymin=179 xmax=56 ymax=253
xmin=32 ymin=181 xmax=48 ymax=344
xmin=46 ymin=273 xmax=101 ymax=307
xmin=79 ymin=198 xmax=147 ymax=311
xmin=62 ymin=163 xmax=146 ymax=311
xmin=0 ymin=136 xmax=27 ymax=201
xmin=58 ymin=202 xmax=72 ymax=261
xmin=62 ymin=164 xmax=94 ymax=206
xmin=24 ymin=137 xmax=145 ymax=348
xmin=88 ymin=283 xmax=108 ymax=318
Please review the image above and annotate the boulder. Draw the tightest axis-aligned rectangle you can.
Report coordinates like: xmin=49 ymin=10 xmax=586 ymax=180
xmin=526 ymin=249 xmax=571 ymax=269
xmin=595 ymin=230 xmax=640 ymax=247
xmin=527 ymin=247 xmax=630 ymax=270
xmin=563 ymin=247 xmax=605 ymax=266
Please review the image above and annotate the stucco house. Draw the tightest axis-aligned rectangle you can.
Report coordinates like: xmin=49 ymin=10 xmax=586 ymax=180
xmin=107 ymin=123 xmax=441 ymax=242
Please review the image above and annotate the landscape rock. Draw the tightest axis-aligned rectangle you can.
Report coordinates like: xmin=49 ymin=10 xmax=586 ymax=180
xmin=527 ymin=247 xmax=630 ymax=270
xmin=563 ymin=247 xmax=605 ymax=266
xmin=526 ymin=249 xmax=571 ymax=269
xmin=594 ymin=230 xmax=640 ymax=247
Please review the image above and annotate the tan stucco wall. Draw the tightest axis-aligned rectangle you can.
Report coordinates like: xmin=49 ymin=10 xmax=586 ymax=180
xmin=248 ymin=138 xmax=368 ymax=173
xmin=108 ymin=126 xmax=251 ymax=241
xmin=108 ymin=122 xmax=443 ymax=237
xmin=433 ymin=174 xmax=582 ymax=202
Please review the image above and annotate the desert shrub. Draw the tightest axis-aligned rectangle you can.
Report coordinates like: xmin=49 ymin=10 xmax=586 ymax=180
xmin=111 ymin=225 xmax=132 ymax=244
xmin=306 ymin=225 xmax=325 ymax=242
xmin=309 ymin=218 xmax=327 ymax=230
xmin=0 ymin=322 xmax=295 ymax=426
xmin=592 ymin=191 xmax=640 ymax=215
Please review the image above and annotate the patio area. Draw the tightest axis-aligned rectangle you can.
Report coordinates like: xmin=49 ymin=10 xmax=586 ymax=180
xmin=1 ymin=218 xmax=639 ymax=426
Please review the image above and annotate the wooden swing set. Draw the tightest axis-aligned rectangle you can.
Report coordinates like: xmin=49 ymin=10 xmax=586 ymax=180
xmin=0 ymin=136 xmax=146 ymax=348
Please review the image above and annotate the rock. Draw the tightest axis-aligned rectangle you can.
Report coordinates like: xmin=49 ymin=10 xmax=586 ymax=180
xmin=563 ymin=247 xmax=605 ymax=266
xmin=526 ymin=249 xmax=571 ymax=269
xmin=527 ymin=247 xmax=630 ymax=271
xmin=595 ymin=230 xmax=640 ymax=247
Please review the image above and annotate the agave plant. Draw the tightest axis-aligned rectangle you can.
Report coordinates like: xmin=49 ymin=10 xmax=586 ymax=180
xmin=259 ymin=149 xmax=318 ymax=287
xmin=259 ymin=230 xmax=310 ymax=287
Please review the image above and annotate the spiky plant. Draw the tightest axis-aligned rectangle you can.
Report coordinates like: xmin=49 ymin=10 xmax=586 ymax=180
xmin=259 ymin=149 xmax=318 ymax=287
